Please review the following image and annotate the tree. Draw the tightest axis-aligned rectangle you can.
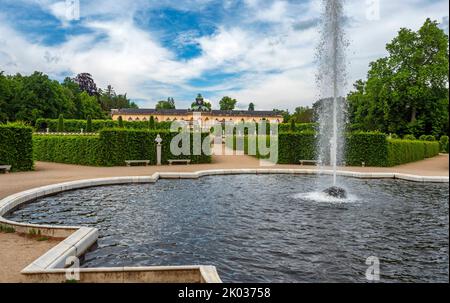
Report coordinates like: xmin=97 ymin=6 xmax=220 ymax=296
xmin=86 ymin=115 xmax=92 ymax=133
xmin=219 ymin=96 xmax=237 ymax=110
xmin=248 ymin=103 xmax=255 ymax=111
xmin=290 ymin=106 xmax=314 ymax=123
xmin=347 ymin=19 xmax=449 ymax=137
xmin=156 ymin=98 xmax=176 ymax=110
xmin=57 ymin=114 xmax=64 ymax=132
xmin=149 ymin=116 xmax=155 ymax=129
xmin=118 ymin=116 xmax=124 ymax=128
xmin=73 ymin=73 xmax=98 ymax=96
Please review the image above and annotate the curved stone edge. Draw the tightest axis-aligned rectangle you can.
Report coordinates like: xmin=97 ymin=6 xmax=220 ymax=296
xmin=0 ymin=169 xmax=447 ymax=283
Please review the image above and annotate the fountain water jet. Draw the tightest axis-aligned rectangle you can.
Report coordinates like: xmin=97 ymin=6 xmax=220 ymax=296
xmin=316 ymin=0 xmax=348 ymax=198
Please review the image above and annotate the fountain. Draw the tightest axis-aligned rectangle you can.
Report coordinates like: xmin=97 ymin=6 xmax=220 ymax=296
xmin=316 ymin=0 xmax=348 ymax=198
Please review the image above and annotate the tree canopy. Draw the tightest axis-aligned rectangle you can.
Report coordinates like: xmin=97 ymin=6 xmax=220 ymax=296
xmin=347 ymin=19 xmax=449 ymax=137
xmin=219 ymin=96 xmax=237 ymax=110
xmin=156 ymin=97 xmax=176 ymax=110
xmin=0 ymin=71 xmax=136 ymax=124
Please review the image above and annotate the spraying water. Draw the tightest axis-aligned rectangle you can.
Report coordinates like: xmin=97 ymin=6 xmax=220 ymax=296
xmin=316 ymin=0 xmax=348 ymax=197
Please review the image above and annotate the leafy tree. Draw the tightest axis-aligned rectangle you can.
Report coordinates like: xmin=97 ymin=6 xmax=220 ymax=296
xmin=57 ymin=114 xmax=64 ymax=132
xmin=219 ymin=96 xmax=237 ymax=110
xmin=290 ymin=106 xmax=314 ymax=123
xmin=86 ymin=115 xmax=92 ymax=133
xmin=348 ymin=19 xmax=449 ymax=137
xmin=248 ymin=103 xmax=255 ymax=111
xmin=156 ymin=98 xmax=176 ymax=110
xmin=118 ymin=116 xmax=124 ymax=128
xmin=79 ymin=92 xmax=104 ymax=119
xmin=73 ymin=73 xmax=98 ymax=96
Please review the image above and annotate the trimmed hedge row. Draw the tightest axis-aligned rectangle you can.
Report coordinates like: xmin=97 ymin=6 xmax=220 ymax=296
xmin=346 ymin=132 xmax=389 ymax=166
xmin=387 ymin=139 xmax=440 ymax=166
xmin=0 ymin=123 xmax=34 ymax=171
xmin=33 ymin=129 xmax=211 ymax=166
xmin=35 ymin=118 xmax=172 ymax=132
xmin=229 ymin=131 xmax=440 ymax=167
xmin=33 ymin=135 xmax=103 ymax=166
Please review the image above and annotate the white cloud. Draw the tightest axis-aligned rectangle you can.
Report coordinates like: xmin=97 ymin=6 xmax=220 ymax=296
xmin=0 ymin=0 xmax=448 ymax=111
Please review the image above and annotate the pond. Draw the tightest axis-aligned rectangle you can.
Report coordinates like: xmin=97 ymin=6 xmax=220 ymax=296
xmin=6 ymin=175 xmax=449 ymax=283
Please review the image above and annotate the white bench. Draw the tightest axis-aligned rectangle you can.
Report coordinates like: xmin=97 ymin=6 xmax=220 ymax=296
xmin=168 ymin=159 xmax=191 ymax=165
xmin=125 ymin=160 xmax=150 ymax=167
xmin=299 ymin=160 xmax=320 ymax=166
xmin=0 ymin=165 xmax=12 ymax=173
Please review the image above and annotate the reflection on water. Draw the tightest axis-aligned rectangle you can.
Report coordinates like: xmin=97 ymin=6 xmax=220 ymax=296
xmin=6 ymin=175 xmax=449 ymax=283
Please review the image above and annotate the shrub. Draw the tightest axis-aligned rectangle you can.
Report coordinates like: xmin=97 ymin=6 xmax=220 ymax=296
xmin=390 ymin=134 xmax=399 ymax=139
xmin=439 ymin=136 xmax=449 ymax=153
xmin=403 ymin=134 xmax=416 ymax=140
xmin=149 ymin=116 xmax=155 ymax=129
xmin=86 ymin=115 xmax=93 ymax=133
xmin=118 ymin=116 xmax=124 ymax=128
xmin=0 ymin=123 xmax=34 ymax=171
xmin=290 ymin=119 xmax=296 ymax=132
xmin=57 ymin=114 xmax=64 ymax=132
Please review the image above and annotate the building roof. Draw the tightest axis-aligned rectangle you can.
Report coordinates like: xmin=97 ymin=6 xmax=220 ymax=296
xmin=111 ymin=108 xmax=282 ymax=118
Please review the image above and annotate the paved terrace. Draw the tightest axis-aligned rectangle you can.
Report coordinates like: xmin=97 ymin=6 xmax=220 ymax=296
xmin=0 ymin=151 xmax=448 ymax=282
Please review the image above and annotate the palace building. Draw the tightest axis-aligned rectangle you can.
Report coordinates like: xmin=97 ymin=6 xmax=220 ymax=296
xmin=111 ymin=95 xmax=283 ymax=126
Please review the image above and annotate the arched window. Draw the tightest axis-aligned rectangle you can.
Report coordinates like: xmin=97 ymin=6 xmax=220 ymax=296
xmin=128 ymin=117 xmax=133 ymax=121
xmin=155 ymin=117 xmax=159 ymax=122
xmin=166 ymin=117 xmax=171 ymax=121
xmin=135 ymin=117 xmax=140 ymax=121
xmin=142 ymin=117 xmax=147 ymax=121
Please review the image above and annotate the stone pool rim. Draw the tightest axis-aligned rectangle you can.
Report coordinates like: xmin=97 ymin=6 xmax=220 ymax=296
xmin=0 ymin=169 xmax=448 ymax=283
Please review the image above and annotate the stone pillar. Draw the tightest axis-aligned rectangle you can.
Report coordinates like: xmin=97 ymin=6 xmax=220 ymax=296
xmin=155 ymin=134 xmax=162 ymax=166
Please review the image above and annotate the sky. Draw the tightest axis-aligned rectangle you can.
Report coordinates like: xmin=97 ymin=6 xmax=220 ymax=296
xmin=0 ymin=0 xmax=448 ymax=111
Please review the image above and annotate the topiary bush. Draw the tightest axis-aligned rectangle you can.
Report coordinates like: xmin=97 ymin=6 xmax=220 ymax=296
xmin=86 ymin=115 xmax=93 ymax=133
xmin=0 ymin=123 xmax=34 ymax=171
xmin=439 ymin=136 xmax=449 ymax=153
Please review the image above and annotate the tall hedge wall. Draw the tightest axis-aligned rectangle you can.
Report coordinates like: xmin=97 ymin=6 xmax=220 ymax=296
xmin=35 ymin=118 xmax=172 ymax=132
xmin=345 ymin=132 xmax=389 ymax=166
xmin=33 ymin=129 xmax=211 ymax=166
xmin=387 ymin=139 xmax=440 ymax=166
xmin=0 ymin=123 xmax=34 ymax=171
xmin=229 ymin=131 xmax=440 ymax=167
xmin=33 ymin=135 xmax=103 ymax=166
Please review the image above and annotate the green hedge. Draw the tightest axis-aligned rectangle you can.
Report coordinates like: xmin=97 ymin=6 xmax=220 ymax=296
xmin=387 ymin=139 xmax=440 ymax=166
xmin=35 ymin=118 xmax=172 ymax=132
xmin=0 ymin=123 xmax=34 ymax=171
xmin=33 ymin=135 xmax=103 ymax=166
xmin=346 ymin=132 xmax=389 ymax=166
xmin=33 ymin=129 xmax=211 ymax=166
xmin=228 ymin=131 xmax=440 ymax=167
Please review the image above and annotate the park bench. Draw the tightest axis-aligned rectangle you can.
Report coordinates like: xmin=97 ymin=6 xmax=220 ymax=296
xmin=0 ymin=165 xmax=12 ymax=174
xmin=168 ymin=159 xmax=191 ymax=166
xmin=125 ymin=160 xmax=150 ymax=167
xmin=299 ymin=160 xmax=320 ymax=166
